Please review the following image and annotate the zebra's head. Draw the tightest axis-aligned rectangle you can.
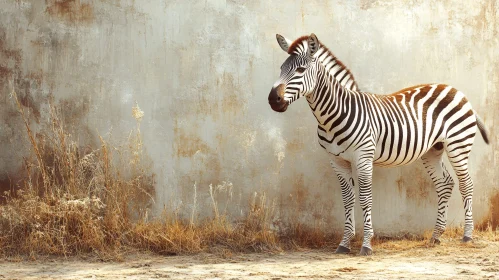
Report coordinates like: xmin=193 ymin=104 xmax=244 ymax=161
xmin=268 ymin=33 xmax=320 ymax=112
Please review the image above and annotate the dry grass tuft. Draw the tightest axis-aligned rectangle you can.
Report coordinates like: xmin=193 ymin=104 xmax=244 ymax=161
xmin=0 ymin=87 xmax=155 ymax=259
xmin=0 ymin=85 xmax=497 ymax=260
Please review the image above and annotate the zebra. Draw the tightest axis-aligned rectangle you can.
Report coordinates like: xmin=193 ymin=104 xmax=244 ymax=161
xmin=268 ymin=33 xmax=489 ymax=256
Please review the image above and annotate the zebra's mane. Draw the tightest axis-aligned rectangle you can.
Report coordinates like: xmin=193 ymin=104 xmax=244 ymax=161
xmin=287 ymin=36 xmax=310 ymax=55
xmin=288 ymin=36 xmax=359 ymax=91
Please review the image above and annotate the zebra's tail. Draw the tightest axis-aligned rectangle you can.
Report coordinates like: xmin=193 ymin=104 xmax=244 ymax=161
xmin=474 ymin=111 xmax=489 ymax=145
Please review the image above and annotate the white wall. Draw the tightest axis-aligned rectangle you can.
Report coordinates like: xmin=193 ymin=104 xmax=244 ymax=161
xmin=0 ymin=0 xmax=497 ymax=234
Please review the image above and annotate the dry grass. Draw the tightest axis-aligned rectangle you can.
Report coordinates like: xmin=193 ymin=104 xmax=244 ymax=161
xmin=0 ymin=88 xmax=155 ymax=259
xmin=129 ymin=189 xmax=281 ymax=256
xmin=0 ymin=85 xmax=497 ymax=260
xmin=0 ymin=86 xmax=284 ymax=259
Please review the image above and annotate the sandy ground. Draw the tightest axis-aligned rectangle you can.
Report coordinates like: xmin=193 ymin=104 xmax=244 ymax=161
xmin=1 ymin=239 xmax=499 ymax=279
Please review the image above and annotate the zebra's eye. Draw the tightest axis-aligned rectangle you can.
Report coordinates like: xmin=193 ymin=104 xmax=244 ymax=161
xmin=296 ymin=67 xmax=306 ymax=73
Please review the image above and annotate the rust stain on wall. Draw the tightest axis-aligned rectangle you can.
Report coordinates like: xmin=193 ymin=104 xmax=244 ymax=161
xmin=57 ymin=95 xmax=98 ymax=149
xmin=221 ymin=91 xmax=241 ymax=113
xmin=465 ymin=0 xmax=498 ymax=39
xmin=477 ymin=190 xmax=499 ymax=230
xmin=59 ymin=96 xmax=90 ymax=125
xmin=396 ymin=166 xmax=432 ymax=202
xmin=286 ymin=138 xmax=305 ymax=153
xmin=200 ymin=153 xmax=222 ymax=185
xmin=395 ymin=177 xmax=403 ymax=194
xmin=219 ymin=73 xmax=245 ymax=114
xmin=173 ymin=122 xmax=211 ymax=158
xmin=46 ymin=0 xmax=94 ymax=24
xmin=0 ymin=27 xmax=45 ymax=123
xmin=290 ymin=174 xmax=308 ymax=212
xmin=0 ymin=30 xmax=22 ymax=82
xmin=198 ymin=95 xmax=219 ymax=117
xmin=171 ymin=85 xmax=220 ymax=121
xmin=17 ymin=79 xmax=42 ymax=123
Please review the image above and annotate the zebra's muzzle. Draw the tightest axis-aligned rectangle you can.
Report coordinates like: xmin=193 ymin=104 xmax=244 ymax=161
xmin=268 ymin=84 xmax=288 ymax=112
xmin=270 ymin=102 xmax=288 ymax=112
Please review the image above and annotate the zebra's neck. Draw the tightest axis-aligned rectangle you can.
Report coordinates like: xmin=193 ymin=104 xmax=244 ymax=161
xmin=307 ymin=53 xmax=354 ymax=132
xmin=311 ymin=46 xmax=358 ymax=91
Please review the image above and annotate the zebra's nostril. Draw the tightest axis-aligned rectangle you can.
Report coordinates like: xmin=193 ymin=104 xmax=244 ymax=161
xmin=277 ymin=96 xmax=281 ymax=102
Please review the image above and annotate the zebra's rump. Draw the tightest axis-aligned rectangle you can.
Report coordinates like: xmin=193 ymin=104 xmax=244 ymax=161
xmin=370 ymin=84 xmax=477 ymax=167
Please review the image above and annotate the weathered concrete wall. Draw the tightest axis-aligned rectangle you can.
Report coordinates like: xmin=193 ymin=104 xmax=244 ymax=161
xmin=0 ymin=0 xmax=497 ymax=234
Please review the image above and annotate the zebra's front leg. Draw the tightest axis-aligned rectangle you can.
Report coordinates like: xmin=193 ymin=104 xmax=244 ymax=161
xmin=356 ymin=157 xmax=374 ymax=255
xmin=329 ymin=155 xmax=355 ymax=254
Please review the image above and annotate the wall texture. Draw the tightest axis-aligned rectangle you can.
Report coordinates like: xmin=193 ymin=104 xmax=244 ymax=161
xmin=0 ymin=0 xmax=497 ymax=234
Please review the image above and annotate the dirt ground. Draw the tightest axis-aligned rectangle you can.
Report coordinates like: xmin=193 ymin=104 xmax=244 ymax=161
xmin=1 ymin=238 xmax=499 ymax=280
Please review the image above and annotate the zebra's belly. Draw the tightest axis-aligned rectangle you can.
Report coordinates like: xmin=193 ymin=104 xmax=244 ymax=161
xmin=317 ymin=129 xmax=441 ymax=166
xmin=373 ymin=154 xmax=422 ymax=167
xmin=372 ymin=141 xmax=436 ymax=167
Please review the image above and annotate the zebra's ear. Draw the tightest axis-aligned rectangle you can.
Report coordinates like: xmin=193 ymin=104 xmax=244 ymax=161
xmin=276 ymin=34 xmax=292 ymax=53
xmin=308 ymin=33 xmax=319 ymax=56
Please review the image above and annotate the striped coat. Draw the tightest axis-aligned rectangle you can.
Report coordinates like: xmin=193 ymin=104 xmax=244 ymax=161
xmin=268 ymin=33 xmax=489 ymax=255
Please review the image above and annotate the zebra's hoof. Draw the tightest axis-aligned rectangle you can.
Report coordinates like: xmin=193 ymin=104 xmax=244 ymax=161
xmin=335 ymin=245 xmax=351 ymax=254
xmin=462 ymin=236 xmax=473 ymax=243
xmin=359 ymin=246 xmax=373 ymax=256
xmin=429 ymin=237 xmax=441 ymax=245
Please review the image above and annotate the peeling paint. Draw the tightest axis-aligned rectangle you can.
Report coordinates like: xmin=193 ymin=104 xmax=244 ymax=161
xmin=46 ymin=0 xmax=94 ymax=24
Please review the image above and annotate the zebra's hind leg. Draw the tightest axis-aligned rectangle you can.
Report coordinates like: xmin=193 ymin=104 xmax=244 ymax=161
xmin=422 ymin=143 xmax=455 ymax=244
xmin=329 ymin=155 xmax=355 ymax=254
xmin=445 ymin=138 xmax=476 ymax=242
